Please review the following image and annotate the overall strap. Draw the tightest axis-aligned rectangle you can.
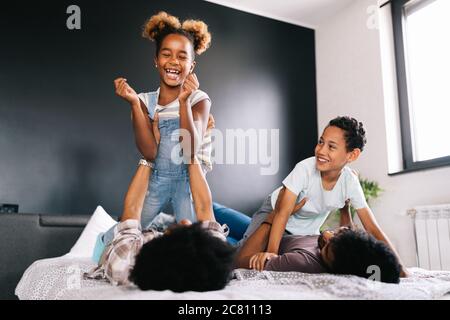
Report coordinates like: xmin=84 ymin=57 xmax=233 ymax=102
xmin=145 ymin=91 xmax=158 ymax=120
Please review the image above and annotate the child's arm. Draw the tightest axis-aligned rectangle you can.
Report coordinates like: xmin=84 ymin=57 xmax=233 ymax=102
xmin=188 ymin=158 xmax=215 ymax=222
xmin=130 ymin=101 xmax=159 ymax=160
xmin=339 ymin=201 xmax=354 ymax=227
xmin=356 ymin=207 xmax=409 ymax=277
xmin=178 ymin=73 xmax=211 ymax=161
xmin=114 ymin=78 xmax=158 ymax=161
xmin=238 ymin=196 xmax=308 ymax=271
xmin=120 ymin=161 xmax=152 ymax=222
xmin=266 ymin=187 xmax=298 ymax=254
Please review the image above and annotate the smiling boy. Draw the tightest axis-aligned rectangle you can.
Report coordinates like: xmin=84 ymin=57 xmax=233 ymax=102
xmin=237 ymin=116 xmax=408 ymax=277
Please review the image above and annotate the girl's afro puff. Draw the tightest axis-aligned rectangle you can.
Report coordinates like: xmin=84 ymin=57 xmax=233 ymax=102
xmin=142 ymin=11 xmax=211 ymax=56
xmin=181 ymin=19 xmax=211 ymax=55
xmin=142 ymin=11 xmax=181 ymax=41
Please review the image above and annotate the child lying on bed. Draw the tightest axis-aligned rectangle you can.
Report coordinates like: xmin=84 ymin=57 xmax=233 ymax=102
xmin=236 ymin=116 xmax=408 ymax=277
xmin=234 ymin=197 xmax=402 ymax=283
xmin=84 ymin=157 xmax=235 ymax=292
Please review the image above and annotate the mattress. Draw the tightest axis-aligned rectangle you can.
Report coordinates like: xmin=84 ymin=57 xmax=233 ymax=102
xmin=15 ymin=256 xmax=450 ymax=300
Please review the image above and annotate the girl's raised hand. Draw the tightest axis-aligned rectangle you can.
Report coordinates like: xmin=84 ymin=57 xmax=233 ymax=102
xmin=114 ymin=77 xmax=140 ymax=105
xmin=179 ymin=73 xmax=199 ymax=102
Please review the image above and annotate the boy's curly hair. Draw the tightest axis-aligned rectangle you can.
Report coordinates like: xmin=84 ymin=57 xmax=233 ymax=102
xmin=329 ymin=116 xmax=367 ymax=152
xmin=142 ymin=11 xmax=211 ymax=56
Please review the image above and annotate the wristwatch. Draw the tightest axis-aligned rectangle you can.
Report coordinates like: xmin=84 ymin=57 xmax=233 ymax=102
xmin=138 ymin=159 xmax=154 ymax=168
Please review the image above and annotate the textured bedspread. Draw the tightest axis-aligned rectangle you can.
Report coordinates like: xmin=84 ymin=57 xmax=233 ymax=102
xmin=15 ymin=256 xmax=450 ymax=300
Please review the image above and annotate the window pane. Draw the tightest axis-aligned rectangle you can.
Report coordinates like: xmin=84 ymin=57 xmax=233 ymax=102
xmin=404 ymin=0 xmax=450 ymax=162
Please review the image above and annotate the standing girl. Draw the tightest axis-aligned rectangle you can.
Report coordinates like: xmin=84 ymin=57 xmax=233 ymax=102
xmin=114 ymin=11 xmax=213 ymax=228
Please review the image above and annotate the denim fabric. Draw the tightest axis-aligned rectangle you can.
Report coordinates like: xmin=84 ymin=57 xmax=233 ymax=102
xmin=212 ymin=202 xmax=250 ymax=244
xmin=92 ymin=225 xmax=117 ymax=264
xmin=140 ymin=112 xmax=195 ymax=228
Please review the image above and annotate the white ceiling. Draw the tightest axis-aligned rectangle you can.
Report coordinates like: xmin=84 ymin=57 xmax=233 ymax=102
xmin=204 ymin=0 xmax=356 ymax=29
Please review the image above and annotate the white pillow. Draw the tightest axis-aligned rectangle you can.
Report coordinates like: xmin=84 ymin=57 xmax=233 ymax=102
xmin=65 ymin=205 xmax=117 ymax=258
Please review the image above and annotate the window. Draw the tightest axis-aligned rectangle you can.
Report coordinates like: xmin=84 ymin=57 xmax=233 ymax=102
xmin=391 ymin=0 xmax=450 ymax=171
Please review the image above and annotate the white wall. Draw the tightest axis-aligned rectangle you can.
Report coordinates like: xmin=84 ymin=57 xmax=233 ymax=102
xmin=315 ymin=0 xmax=450 ymax=267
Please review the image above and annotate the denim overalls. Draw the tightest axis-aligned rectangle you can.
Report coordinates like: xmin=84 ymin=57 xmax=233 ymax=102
xmin=140 ymin=91 xmax=196 ymax=229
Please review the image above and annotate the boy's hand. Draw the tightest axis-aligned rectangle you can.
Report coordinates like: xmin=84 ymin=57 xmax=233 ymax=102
xmin=179 ymin=73 xmax=199 ymax=103
xmin=275 ymin=187 xmax=308 ymax=216
xmin=114 ymin=77 xmax=140 ymax=106
xmin=249 ymin=252 xmax=278 ymax=271
xmin=291 ymin=197 xmax=308 ymax=215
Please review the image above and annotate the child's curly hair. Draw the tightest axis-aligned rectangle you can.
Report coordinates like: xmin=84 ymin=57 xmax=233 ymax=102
xmin=329 ymin=228 xmax=401 ymax=283
xmin=142 ymin=11 xmax=211 ymax=56
xmin=328 ymin=116 xmax=367 ymax=152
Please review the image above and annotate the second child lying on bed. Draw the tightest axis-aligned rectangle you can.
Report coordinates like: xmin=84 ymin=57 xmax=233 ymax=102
xmin=234 ymin=198 xmax=402 ymax=283
xmin=238 ymin=116 xmax=408 ymax=277
xmin=85 ymin=157 xmax=235 ymax=292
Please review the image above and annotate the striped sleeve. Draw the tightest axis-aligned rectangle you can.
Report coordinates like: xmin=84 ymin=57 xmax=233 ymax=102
xmin=189 ymin=90 xmax=211 ymax=107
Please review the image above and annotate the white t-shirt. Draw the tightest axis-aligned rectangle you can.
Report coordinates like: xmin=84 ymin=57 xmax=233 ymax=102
xmin=270 ymin=156 xmax=368 ymax=236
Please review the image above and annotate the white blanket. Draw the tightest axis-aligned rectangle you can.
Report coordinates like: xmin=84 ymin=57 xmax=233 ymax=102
xmin=15 ymin=256 xmax=450 ymax=300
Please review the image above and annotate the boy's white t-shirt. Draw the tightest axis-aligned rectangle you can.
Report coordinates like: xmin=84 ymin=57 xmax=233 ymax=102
xmin=270 ymin=156 xmax=368 ymax=236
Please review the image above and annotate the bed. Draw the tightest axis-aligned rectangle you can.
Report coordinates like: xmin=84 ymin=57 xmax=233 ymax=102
xmin=15 ymin=255 xmax=450 ymax=300
xmin=5 ymin=206 xmax=450 ymax=300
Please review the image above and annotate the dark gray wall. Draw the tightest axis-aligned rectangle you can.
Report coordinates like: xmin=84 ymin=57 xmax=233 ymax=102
xmin=0 ymin=0 xmax=317 ymax=216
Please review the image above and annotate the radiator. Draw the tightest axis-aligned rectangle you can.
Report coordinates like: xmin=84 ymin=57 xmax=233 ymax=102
xmin=409 ymin=204 xmax=450 ymax=270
